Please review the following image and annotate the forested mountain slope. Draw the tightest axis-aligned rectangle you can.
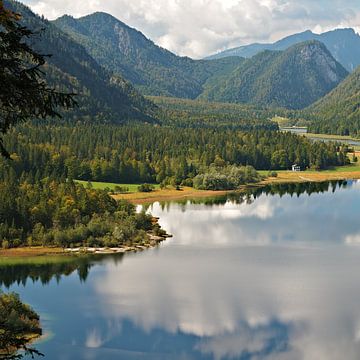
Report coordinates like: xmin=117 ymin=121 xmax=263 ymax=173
xmin=4 ymin=0 xmax=157 ymax=123
xmin=308 ymin=66 xmax=360 ymax=136
xmin=207 ymin=28 xmax=360 ymax=73
xmin=53 ymin=12 xmax=244 ymax=99
xmin=200 ymin=41 xmax=348 ymax=109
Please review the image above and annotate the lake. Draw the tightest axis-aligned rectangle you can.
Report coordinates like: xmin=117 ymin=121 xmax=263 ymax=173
xmin=281 ymin=127 xmax=360 ymax=147
xmin=3 ymin=181 xmax=360 ymax=359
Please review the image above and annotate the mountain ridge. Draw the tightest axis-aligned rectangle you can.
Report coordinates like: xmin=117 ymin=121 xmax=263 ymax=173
xmin=53 ymin=12 xmax=245 ymax=99
xmin=200 ymin=40 xmax=349 ymax=109
xmin=308 ymin=66 xmax=360 ymax=135
xmin=207 ymin=28 xmax=360 ymax=72
xmin=4 ymin=0 xmax=157 ymax=123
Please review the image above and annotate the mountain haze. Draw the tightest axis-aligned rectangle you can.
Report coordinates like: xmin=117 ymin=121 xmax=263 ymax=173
xmin=53 ymin=12 xmax=244 ymax=99
xmin=200 ymin=41 xmax=348 ymax=109
xmin=4 ymin=0 xmax=157 ymax=123
xmin=207 ymin=28 xmax=360 ymax=73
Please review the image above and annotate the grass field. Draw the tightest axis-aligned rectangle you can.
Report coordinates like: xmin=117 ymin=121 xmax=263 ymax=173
xmin=75 ymin=180 xmax=160 ymax=192
xmin=259 ymin=164 xmax=360 ymax=176
xmin=112 ymin=186 xmax=229 ymax=204
xmin=75 ymin=163 xmax=360 ymax=205
xmin=304 ymin=133 xmax=360 ymax=142
xmin=319 ymin=164 xmax=360 ymax=173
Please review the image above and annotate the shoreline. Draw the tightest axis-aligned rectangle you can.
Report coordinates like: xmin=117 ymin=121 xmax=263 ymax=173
xmin=0 ymin=228 xmax=171 ymax=258
xmin=2 ymin=169 xmax=360 ymax=258
xmin=113 ymin=169 xmax=360 ymax=204
xmin=112 ymin=186 xmax=229 ymax=204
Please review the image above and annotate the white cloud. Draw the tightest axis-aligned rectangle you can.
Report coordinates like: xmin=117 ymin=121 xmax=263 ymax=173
xmin=22 ymin=0 xmax=360 ymax=58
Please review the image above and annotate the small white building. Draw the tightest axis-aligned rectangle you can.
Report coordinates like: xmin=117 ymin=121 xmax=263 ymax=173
xmin=292 ymin=164 xmax=301 ymax=172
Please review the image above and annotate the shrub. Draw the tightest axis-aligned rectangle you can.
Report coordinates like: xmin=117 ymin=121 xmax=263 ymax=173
xmin=138 ymin=184 xmax=155 ymax=193
xmin=268 ymin=171 xmax=278 ymax=178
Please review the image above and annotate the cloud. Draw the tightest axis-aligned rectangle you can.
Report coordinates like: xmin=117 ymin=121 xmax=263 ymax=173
xmin=21 ymin=0 xmax=360 ymax=58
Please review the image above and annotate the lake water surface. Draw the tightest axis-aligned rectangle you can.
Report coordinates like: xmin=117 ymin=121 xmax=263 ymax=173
xmin=3 ymin=181 xmax=360 ymax=360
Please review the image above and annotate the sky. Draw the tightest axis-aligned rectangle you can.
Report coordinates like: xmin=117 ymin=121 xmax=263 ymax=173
xmin=22 ymin=0 xmax=360 ymax=59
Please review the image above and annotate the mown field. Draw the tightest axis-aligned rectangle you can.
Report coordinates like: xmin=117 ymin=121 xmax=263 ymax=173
xmin=75 ymin=180 xmax=160 ymax=192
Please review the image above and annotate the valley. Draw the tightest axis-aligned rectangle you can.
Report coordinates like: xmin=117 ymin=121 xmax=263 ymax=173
xmin=1 ymin=0 xmax=360 ymax=359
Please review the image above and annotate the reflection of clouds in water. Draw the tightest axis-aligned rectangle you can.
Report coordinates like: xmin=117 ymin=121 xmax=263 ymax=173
xmin=93 ymin=245 xmax=360 ymax=359
xmin=86 ymin=328 xmax=103 ymax=348
xmin=85 ymin=321 xmax=122 ymax=349
xmin=145 ymin=198 xmax=279 ymax=246
xmin=91 ymin=185 xmax=360 ymax=359
xmin=148 ymin=188 xmax=360 ymax=247
xmin=345 ymin=233 xmax=360 ymax=245
xmin=196 ymin=322 xmax=295 ymax=360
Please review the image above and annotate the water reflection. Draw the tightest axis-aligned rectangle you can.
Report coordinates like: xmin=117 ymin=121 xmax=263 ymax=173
xmin=0 ymin=253 xmax=124 ymax=288
xmin=4 ymin=180 xmax=360 ymax=359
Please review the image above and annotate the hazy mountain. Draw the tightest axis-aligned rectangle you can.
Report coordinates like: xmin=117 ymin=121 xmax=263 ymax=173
xmin=5 ymin=0 xmax=157 ymax=123
xmin=53 ymin=12 xmax=244 ymax=99
xmin=207 ymin=28 xmax=360 ymax=72
xmin=200 ymin=41 xmax=348 ymax=110
xmin=308 ymin=66 xmax=360 ymax=133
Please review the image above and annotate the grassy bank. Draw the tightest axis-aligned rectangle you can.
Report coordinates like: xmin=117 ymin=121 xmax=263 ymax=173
xmin=97 ymin=165 xmax=360 ymax=204
xmin=112 ymin=186 xmax=229 ymax=204
xmin=304 ymin=133 xmax=360 ymax=142
xmin=113 ymin=165 xmax=360 ymax=204
xmin=75 ymin=180 xmax=160 ymax=192
xmin=0 ymin=247 xmax=65 ymax=258
xmin=259 ymin=164 xmax=360 ymax=185
xmin=3 ymin=165 xmax=360 ymax=258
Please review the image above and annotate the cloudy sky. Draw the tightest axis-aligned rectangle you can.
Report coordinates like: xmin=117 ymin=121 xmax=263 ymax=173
xmin=22 ymin=0 xmax=360 ymax=58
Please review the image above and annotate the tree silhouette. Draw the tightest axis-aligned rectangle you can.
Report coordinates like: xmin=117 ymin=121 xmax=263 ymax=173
xmin=0 ymin=0 xmax=76 ymax=158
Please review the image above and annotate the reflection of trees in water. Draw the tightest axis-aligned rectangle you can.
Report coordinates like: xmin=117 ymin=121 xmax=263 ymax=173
xmin=253 ymin=180 xmax=348 ymax=199
xmin=152 ymin=180 xmax=349 ymax=209
xmin=0 ymin=254 xmax=125 ymax=288
xmin=232 ymin=180 xmax=348 ymax=205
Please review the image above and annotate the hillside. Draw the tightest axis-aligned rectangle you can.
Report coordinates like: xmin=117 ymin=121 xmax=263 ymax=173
xmin=4 ymin=0 xmax=156 ymax=123
xmin=307 ymin=67 xmax=360 ymax=136
xmin=53 ymin=12 xmax=244 ymax=99
xmin=207 ymin=28 xmax=360 ymax=73
xmin=200 ymin=41 xmax=348 ymax=110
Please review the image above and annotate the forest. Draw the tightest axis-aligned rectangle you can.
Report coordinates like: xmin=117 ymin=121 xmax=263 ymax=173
xmin=0 ymin=171 xmax=166 ymax=248
xmin=1 ymin=123 xmax=349 ymax=185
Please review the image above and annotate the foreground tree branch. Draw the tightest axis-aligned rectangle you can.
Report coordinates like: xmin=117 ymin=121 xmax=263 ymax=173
xmin=0 ymin=0 xmax=76 ymax=158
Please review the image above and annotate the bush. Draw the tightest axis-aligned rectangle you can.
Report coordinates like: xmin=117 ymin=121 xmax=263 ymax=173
xmin=114 ymin=185 xmax=129 ymax=193
xmin=268 ymin=171 xmax=278 ymax=178
xmin=193 ymin=165 xmax=261 ymax=190
xmin=181 ymin=178 xmax=193 ymax=187
xmin=2 ymin=240 xmax=9 ymax=249
xmin=138 ymin=184 xmax=155 ymax=193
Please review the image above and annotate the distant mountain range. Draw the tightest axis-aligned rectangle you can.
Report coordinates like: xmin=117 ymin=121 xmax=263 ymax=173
xmin=200 ymin=41 xmax=348 ymax=109
xmin=53 ymin=13 xmax=244 ymax=99
xmin=53 ymin=12 xmax=350 ymax=110
xmin=4 ymin=1 xmax=359 ymax=117
xmin=5 ymin=0 xmax=157 ymax=123
xmin=207 ymin=28 xmax=360 ymax=73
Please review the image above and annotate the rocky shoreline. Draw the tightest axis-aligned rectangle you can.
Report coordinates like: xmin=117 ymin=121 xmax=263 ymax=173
xmin=64 ymin=231 xmax=172 ymax=255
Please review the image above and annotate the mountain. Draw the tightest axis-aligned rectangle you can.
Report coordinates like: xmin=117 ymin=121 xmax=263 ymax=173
xmin=207 ymin=28 xmax=360 ymax=73
xmin=53 ymin=12 xmax=244 ymax=99
xmin=4 ymin=0 xmax=157 ymax=123
xmin=307 ymin=66 xmax=360 ymax=135
xmin=200 ymin=41 xmax=349 ymax=110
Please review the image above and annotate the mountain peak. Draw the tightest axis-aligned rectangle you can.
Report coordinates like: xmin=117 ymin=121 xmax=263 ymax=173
xmin=200 ymin=40 xmax=348 ymax=110
xmin=207 ymin=28 xmax=360 ymax=72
